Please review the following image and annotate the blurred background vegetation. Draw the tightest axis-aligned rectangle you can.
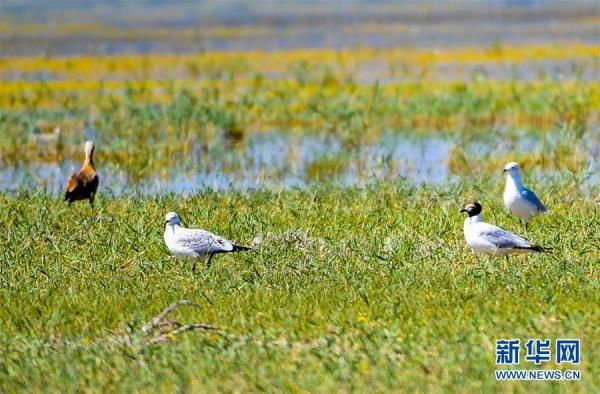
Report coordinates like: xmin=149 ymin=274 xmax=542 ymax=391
xmin=1 ymin=0 xmax=598 ymax=194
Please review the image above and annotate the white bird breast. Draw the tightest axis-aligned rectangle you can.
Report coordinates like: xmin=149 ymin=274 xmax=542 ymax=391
xmin=463 ymin=220 xmax=530 ymax=256
xmin=164 ymin=228 xmax=209 ymax=259
xmin=463 ymin=225 xmax=505 ymax=255
xmin=504 ymin=190 xmax=538 ymax=220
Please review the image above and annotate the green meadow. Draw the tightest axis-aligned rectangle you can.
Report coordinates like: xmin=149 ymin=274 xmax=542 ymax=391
xmin=0 ymin=180 xmax=598 ymax=392
xmin=1 ymin=1 xmax=600 ymax=392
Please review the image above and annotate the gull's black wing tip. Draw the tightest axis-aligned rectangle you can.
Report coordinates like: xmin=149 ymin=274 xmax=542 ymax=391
xmin=232 ymin=244 xmax=252 ymax=252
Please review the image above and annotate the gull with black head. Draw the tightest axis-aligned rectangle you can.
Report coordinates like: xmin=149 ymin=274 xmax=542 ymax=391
xmin=163 ymin=212 xmax=251 ymax=270
xmin=461 ymin=202 xmax=545 ymax=256
xmin=503 ymin=162 xmax=548 ymax=223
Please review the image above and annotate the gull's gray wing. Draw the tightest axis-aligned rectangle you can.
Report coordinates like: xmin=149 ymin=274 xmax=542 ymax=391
xmin=176 ymin=228 xmax=234 ymax=255
xmin=521 ymin=187 xmax=548 ymax=213
xmin=478 ymin=223 xmax=531 ymax=249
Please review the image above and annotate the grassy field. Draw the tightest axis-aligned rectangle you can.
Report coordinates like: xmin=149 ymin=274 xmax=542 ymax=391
xmin=1 ymin=2 xmax=599 ymax=392
xmin=0 ymin=180 xmax=598 ymax=392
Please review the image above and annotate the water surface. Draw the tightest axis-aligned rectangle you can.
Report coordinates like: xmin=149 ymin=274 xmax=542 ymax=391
xmin=1 ymin=130 xmax=596 ymax=195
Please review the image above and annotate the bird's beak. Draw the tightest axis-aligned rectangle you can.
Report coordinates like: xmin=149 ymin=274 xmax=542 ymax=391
xmin=502 ymin=169 xmax=507 ymax=173
xmin=165 ymin=220 xmax=169 ymax=225
xmin=460 ymin=208 xmax=467 ymax=213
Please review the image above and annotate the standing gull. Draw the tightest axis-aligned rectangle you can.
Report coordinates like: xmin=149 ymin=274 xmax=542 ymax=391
xmin=503 ymin=162 xmax=547 ymax=222
xmin=461 ymin=202 xmax=545 ymax=255
xmin=65 ymin=140 xmax=99 ymax=207
xmin=164 ymin=212 xmax=251 ymax=269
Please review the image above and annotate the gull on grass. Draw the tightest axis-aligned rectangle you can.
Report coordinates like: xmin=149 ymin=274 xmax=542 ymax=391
xmin=164 ymin=212 xmax=251 ymax=269
xmin=461 ymin=202 xmax=546 ymax=256
xmin=503 ymin=162 xmax=548 ymax=222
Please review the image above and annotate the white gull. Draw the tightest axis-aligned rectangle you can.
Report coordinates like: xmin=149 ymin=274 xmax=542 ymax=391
xmin=461 ymin=202 xmax=545 ymax=256
xmin=164 ymin=212 xmax=251 ymax=269
xmin=503 ymin=162 xmax=548 ymax=222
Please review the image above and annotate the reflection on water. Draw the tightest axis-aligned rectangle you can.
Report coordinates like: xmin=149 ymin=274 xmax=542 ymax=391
xmin=0 ymin=132 xmax=452 ymax=195
xmin=0 ymin=130 xmax=596 ymax=195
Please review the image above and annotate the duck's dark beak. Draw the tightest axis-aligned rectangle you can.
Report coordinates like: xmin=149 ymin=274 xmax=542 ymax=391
xmin=502 ymin=168 xmax=507 ymax=173
xmin=460 ymin=208 xmax=467 ymax=213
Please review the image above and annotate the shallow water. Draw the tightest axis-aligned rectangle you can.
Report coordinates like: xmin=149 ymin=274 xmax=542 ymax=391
xmin=1 ymin=130 xmax=596 ymax=196
xmin=0 ymin=132 xmax=451 ymax=195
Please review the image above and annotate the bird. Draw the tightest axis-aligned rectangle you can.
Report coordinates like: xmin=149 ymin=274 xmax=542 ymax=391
xmin=460 ymin=202 xmax=545 ymax=256
xmin=503 ymin=162 xmax=548 ymax=222
xmin=64 ymin=140 xmax=99 ymax=207
xmin=163 ymin=212 xmax=251 ymax=269
xmin=30 ymin=125 xmax=62 ymax=146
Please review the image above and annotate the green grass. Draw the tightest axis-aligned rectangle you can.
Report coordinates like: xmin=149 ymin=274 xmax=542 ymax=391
xmin=0 ymin=180 xmax=598 ymax=392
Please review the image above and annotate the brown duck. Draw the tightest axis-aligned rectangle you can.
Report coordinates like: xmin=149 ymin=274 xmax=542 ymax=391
xmin=65 ymin=141 xmax=99 ymax=206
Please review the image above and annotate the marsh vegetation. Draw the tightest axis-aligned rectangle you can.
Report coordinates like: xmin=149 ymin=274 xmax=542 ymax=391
xmin=0 ymin=1 xmax=598 ymax=392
